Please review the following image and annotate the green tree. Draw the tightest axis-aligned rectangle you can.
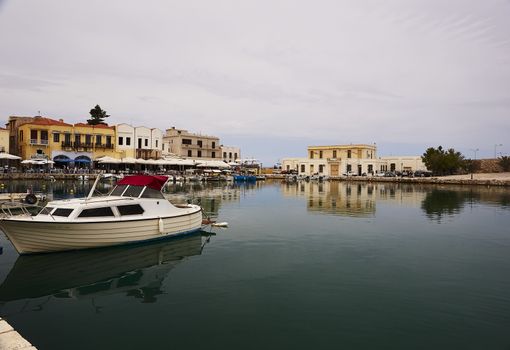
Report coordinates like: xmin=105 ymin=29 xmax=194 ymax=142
xmin=87 ymin=105 xmax=110 ymax=125
xmin=498 ymin=156 xmax=510 ymax=171
xmin=421 ymin=146 xmax=465 ymax=175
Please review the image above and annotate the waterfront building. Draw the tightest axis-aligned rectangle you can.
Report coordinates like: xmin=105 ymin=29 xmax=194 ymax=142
xmin=0 ymin=127 xmax=9 ymax=153
xmin=6 ymin=116 xmax=34 ymax=155
xmin=283 ymin=144 xmax=383 ymax=176
xmin=379 ymin=156 xmax=427 ymax=173
xmin=116 ymin=124 xmax=163 ymax=159
xmin=221 ymin=145 xmax=241 ymax=163
xmin=162 ymin=127 xmax=220 ymax=160
xmin=282 ymin=144 xmax=425 ymax=176
xmin=10 ymin=116 xmax=121 ymax=165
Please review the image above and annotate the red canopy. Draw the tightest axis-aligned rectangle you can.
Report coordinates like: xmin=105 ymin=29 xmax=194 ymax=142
xmin=117 ymin=175 xmax=169 ymax=191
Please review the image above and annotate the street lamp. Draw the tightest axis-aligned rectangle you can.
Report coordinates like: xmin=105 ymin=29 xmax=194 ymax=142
xmin=469 ymin=148 xmax=479 ymax=160
xmin=494 ymin=144 xmax=503 ymax=158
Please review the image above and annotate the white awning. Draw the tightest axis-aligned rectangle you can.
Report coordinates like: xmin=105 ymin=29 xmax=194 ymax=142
xmin=0 ymin=152 xmax=21 ymax=160
xmin=196 ymin=160 xmax=230 ymax=168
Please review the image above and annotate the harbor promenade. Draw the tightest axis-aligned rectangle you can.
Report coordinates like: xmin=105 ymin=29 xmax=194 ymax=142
xmin=0 ymin=318 xmax=37 ymax=349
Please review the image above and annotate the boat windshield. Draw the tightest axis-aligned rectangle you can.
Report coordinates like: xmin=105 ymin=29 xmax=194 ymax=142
xmin=109 ymin=185 xmax=164 ymax=199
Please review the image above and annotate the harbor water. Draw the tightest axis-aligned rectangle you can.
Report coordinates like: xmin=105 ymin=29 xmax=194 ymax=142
xmin=1 ymin=180 xmax=510 ymax=349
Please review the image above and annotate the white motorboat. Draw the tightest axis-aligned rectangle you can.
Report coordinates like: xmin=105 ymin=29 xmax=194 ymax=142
xmin=0 ymin=175 xmax=203 ymax=254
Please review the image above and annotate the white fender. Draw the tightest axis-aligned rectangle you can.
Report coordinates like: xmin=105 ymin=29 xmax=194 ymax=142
xmin=158 ymin=217 xmax=165 ymax=234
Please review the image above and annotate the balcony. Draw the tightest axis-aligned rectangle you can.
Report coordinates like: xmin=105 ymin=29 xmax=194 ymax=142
xmin=96 ymin=143 xmax=114 ymax=149
xmin=61 ymin=141 xmax=73 ymax=149
xmin=30 ymin=139 xmax=49 ymax=146
xmin=74 ymin=142 xmax=94 ymax=150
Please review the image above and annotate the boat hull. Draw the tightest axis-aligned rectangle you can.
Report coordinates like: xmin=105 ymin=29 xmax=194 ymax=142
xmin=0 ymin=210 xmax=203 ymax=255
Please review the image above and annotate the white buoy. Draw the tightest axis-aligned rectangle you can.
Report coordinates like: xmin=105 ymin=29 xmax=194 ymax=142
xmin=211 ymin=222 xmax=229 ymax=228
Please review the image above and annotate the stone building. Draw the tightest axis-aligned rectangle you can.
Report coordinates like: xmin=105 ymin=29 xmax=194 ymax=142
xmin=162 ymin=127 xmax=220 ymax=160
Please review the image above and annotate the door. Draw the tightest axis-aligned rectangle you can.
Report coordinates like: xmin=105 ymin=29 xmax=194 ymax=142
xmin=330 ymin=164 xmax=339 ymax=176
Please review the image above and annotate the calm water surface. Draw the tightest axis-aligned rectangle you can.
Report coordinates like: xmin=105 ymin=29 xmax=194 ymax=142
xmin=1 ymin=180 xmax=510 ymax=350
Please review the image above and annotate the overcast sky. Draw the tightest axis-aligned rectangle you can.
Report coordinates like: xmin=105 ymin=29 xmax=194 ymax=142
xmin=1 ymin=0 xmax=509 ymax=164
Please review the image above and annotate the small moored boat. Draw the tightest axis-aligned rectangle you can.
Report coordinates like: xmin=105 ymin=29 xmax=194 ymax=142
xmin=0 ymin=175 xmax=203 ymax=254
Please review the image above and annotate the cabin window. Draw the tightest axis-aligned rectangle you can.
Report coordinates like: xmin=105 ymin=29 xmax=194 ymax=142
xmin=53 ymin=208 xmax=74 ymax=217
xmin=123 ymin=185 xmax=144 ymax=198
xmin=78 ymin=207 xmax=115 ymax=218
xmin=141 ymin=188 xmax=164 ymax=199
xmin=110 ymin=185 xmax=127 ymax=196
xmin=117 ymin=204 xmax=145 ymax=216
xmin=39 ymin=207 xmax=54 ymax=215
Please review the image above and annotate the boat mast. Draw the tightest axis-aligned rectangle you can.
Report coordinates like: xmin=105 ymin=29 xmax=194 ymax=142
xmin=87 ymin=174 xmax=102 ymax=200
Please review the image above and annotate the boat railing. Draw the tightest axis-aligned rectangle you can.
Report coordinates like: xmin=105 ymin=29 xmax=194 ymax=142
xmin=0 ymin=202 xmax=57 ymax=221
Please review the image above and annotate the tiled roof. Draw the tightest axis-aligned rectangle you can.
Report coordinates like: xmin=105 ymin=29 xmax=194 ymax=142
xmin=74 ymin=123 xmax=114 ymax=129
xmin=23 ymin=117 xmax=73 ymax=127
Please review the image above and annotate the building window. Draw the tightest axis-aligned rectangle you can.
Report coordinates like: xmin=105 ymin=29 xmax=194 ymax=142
xmin=30 ymin=130 xmax=37 ymax=143
xmin=197 ymin=140 xmax=203 ymax=147
xmin=212 ymin=142 xmax=215 ymax=149
xmin=212 ymin=151 xmax=215 ymax=158
xmin=126 ymin=137 xmax=131 ymax=146
xmin=229 ymin=152 xmax=232 ymax=159
xmin=118 ymin=137 xmax=124 ymax=145
xmin=223 ymin=152 xmax=227 ymax=158
xmin=41 ymin=130 xmax=48 ymax=143
xmin=234 ymin=153 xmax=237 ymax=160
xmin=95 ymin=135 xmax=101 ymax=145
xmin=347 ymin=150 xmax=351 ymax=158
xmin=106 ymin=136 xmax=112 ymax=146
xmin=53 ymin=133 xmax=60 ymax=143
xmin=138 ymin=138 xmax=142 ymax=149
xmin=144 ymin=138 xmax=148 ymax=147
xmin=182 ymin=139 xmax=192 ymax=145
xmin=187 ymin=150 xmax=192 ymax=157
xmin=65 ymin=133 xmax=71 ymax=143
xmin=301 ymin=164 xmax=305 ymax=173
xmin=85 ymin=135 xmax=92 ymax=145
xmin=319 ymin=151 xmax=323 ymax=159
xmin=310 ymin=164 xmax=314 ymax=173
xmin=20 ymin=131 xmax=24 ymax=141
xmin=319 ymin=164 xmax=324 ymax=173
xmin=156 ymin=140 xmax=158 ymax=148
xmin=74 ymin=134 xmax=80 ymax=144
xmin=197 ymin=150 xmax=202 ymax=157
xmin=310 ymin=151 xmax=314 ymax=159
xmin=333 ymin=150 xmax=337 ymax=158
xmin=347 ymin=164 xmax=352 ymax=172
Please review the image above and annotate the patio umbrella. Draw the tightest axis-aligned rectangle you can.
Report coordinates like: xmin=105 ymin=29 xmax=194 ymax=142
xmin=121 ymin=157 xmax=137 ymax=164
xmin=0 ymin=152 xmax=21 ymax=160
xmin=98 ymin=156 xmax=121 ymax=164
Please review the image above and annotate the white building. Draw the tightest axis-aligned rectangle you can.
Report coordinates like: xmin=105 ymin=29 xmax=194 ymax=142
xmin=221 ymin=146 xmax=241 ymax=163
xmin=115 ymin=123 xmax=163 ymax=159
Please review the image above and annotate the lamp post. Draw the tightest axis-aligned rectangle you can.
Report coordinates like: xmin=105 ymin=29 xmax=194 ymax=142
xmin=470 ymin=148 xmax=479 ymax=160
xmin=469 ymin=148 xmax=479 ymax=180
xmin=494 ymin=144 xmax=503 ymax=159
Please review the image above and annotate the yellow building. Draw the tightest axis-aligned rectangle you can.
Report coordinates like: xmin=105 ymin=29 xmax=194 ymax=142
xmin=15 ymin=116 xmax=121 ymax=166
xmin=0 ymin=127 xmax=9 ymax=153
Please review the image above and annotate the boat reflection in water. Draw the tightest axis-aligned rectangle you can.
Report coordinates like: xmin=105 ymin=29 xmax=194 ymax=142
xmin=0 ymin=231 xmax=210 ymax=304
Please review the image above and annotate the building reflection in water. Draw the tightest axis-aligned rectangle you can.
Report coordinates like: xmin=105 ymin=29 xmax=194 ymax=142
xmin=281 ymin=181 xmax=428 ymax=217
xmin=281 ymin=180 xmax=510 ymax=219
xmin=0 ymin=232 xmax=212 ymax=312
